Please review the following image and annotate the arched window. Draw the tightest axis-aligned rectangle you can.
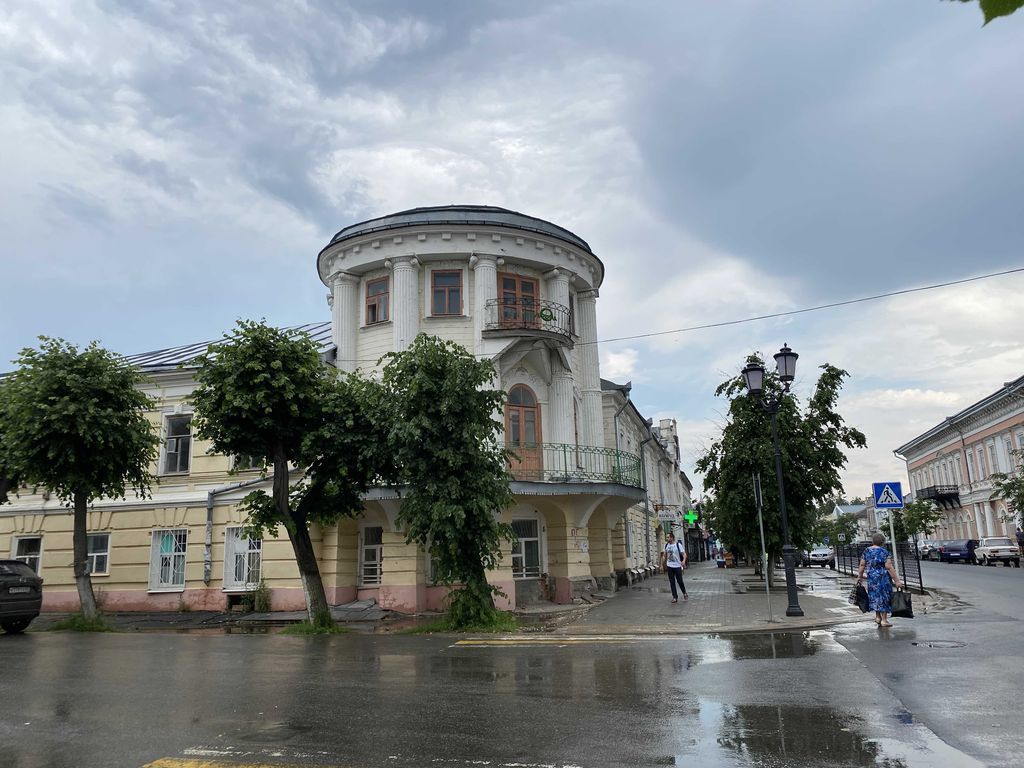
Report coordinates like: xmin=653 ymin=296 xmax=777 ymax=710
xmin=506 ymin=384 xmax=543 ymax=479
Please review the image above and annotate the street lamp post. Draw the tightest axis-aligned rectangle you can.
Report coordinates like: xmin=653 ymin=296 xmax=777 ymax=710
xmin=741 ymin=343 xmax=804 ymax=617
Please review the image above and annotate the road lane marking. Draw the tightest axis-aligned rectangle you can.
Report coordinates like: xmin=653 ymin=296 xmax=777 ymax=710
xmin=144 ymin=760 xmax=352 ymax=768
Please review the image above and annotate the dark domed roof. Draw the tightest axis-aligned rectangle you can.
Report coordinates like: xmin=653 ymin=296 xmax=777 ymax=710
xmin=322 ymin=205 xmax=594 ymax=255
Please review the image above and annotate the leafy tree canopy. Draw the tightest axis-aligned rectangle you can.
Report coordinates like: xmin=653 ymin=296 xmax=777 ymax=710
xmin=191 ymin=320 xmax=387 ymax=625
xmin=2 ymin=338 xmax=157 ymax=505
xmin=890 ymin=499 xmax=945 ymax=542
xmin=951 ymin=0 xmax=1024 ymax=24
xmin=991 ymin=448 xmax=1024 ymax=527
xmin=381 ymin=334 xmax=514 ymax=628
xmin=696 ymin=358 xmax=866 ymax=563
xmin=1 ymin=337 xmax=158 ymax=618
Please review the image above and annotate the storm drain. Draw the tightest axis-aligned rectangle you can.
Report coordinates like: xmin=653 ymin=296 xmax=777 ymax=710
xmin=911 ymin=640 xmax=967 ymax=649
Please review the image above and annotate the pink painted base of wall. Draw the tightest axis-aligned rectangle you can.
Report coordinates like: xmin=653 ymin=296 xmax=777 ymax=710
xmin=326 ymin=586 xmax=358 ymax=605
xmin=552 ymin=577 xmax=573 ymax=604
xmin=40 ymin=587 xmax=310 ymax=613
xmin=39 ymin=579 xmax=519 ymax=614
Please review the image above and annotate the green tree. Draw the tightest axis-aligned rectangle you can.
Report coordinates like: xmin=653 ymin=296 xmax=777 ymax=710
xmin=990 ymin=449 xmax=1024 ymax=527
xmin=811 ymin=511 xmax=859 ymax=546
xmin=1 ymin=338 xmax=158 ymax=618
xmin=381 ymin=334 xmax=514 ymax=629
xmin=951 ymin=0 xmax=1024 ymax=24
xmin=190 ymin=321 xmax=386 ymax=627
xmin=891 ymin=499 xmax=944 ymax=542
xmin=696 ymin=359 xmax=866 ymax=583
xmin=0 ymin=379 xmax=20 ymax=505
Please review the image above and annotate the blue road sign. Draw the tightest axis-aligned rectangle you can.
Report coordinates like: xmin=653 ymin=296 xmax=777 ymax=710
xmin=822 ymin=535 xmax=830 ymax=545
xmin=873 ymin=482 xmax=904 ymax=509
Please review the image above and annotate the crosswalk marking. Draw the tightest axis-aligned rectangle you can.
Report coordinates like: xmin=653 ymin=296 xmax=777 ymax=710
xmin=453 ymin=634 xmax=679 ymax=646
xmin=144 ymin=761 xmax=348 ymax=768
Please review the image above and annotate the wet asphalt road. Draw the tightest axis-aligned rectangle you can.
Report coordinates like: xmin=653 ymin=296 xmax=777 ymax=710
xmin=2 ymin=617 xmax=1011 ymax=768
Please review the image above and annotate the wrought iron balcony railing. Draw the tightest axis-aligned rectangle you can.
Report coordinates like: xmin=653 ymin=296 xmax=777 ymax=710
xmin=483 ymin=298 xmax=572 ymax=341
xmin=506 ymin=442 xmax=642 ymax=488
xmin=917 ymin=484 xmax=961 ymax=509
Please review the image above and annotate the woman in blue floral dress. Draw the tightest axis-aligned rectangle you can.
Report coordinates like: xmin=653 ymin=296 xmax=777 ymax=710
xmin=857 ymin=532 xmax=903 ymax=627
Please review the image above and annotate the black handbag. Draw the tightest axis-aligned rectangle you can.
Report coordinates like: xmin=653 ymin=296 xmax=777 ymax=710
xmin=851 ymin=583 xmax=870 ymax=613
xmin=890 ymin=589 xmax=914 ymax=619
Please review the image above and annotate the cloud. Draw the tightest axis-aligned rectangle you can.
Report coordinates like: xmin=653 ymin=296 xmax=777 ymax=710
xmin=601 ymin=347 xmax=639 ymax=382
xmin=1 ymin=0 xmax=1021 ymax=509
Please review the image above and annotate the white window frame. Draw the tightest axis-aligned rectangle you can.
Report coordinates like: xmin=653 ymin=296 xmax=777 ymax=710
xmin=358 ymin=525 xmax=384 ymax=587
xmin=231 ymin=454 xmax=264 ymax=473
xmin=86 ymin=532 xmax=110 ymax=576
xmin=12 ymin=535 xmax=43 ymax=575
xmin=149 ymin=528 xmax=188 ymax=592
xmin=223 ymin=526 xmax=262 ymax=590
xmin=511 ymin=516 xmax=545 ymax=580
xmin=161 ymin=414 xmax=193 ymax=476
xmin=988 ymin=442 xmax=1000 ymax=475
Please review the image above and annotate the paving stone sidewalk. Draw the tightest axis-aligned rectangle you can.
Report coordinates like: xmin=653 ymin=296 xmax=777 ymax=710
xmin=557 ymin=560 xmax=874 ymax=635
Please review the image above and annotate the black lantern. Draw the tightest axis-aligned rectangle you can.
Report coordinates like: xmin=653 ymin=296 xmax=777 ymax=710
xmin=773 ymin=344 xmax=798 ymax=383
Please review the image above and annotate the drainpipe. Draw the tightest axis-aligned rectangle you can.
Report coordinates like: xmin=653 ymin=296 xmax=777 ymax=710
xmin=639 ymin=418 xmax=655 ymax=566
xmin=205 ymin=476 xmax=269 ymax=585
xmin=612 ymin=383 xmax=633 ymax=559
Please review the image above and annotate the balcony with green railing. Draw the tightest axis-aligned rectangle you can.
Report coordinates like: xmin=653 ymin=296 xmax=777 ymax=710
xmin=506 ymin=442 xmax=643 ymax=488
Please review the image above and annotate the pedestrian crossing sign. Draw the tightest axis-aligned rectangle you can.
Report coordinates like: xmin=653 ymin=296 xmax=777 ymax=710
xmin=872 ymin=482 xmax=904 ymax=509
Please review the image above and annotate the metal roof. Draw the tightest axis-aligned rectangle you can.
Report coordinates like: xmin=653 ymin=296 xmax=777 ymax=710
xmin=322 ymin=205 xmax=596 ymax=255
xmin=122 ymin=322 xmax=333 ymax=372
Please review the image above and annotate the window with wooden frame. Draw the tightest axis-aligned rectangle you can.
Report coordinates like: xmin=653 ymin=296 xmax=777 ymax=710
xmin=365 ymin=277 xmax=389 ymax=325
xmin=431 ymin=270 xmax=463 ymax=316
xmin=162 ymin=414 xmax=192 ymax=475
xmin=13 ymin=536 xmax=42 ymax=574
xmin=86 ymin=533 xmax=110 ymax=575
xmin=359 ymin=526 xmax=384 ymax=586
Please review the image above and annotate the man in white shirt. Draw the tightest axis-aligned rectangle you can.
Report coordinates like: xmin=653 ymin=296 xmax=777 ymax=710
xmin=660 ymin=531 xmax=688 ymax=603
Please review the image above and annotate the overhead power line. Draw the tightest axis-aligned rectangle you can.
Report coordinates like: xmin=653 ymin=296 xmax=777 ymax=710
xmin=333 ymin=265 xmax=1024 ymax=363
xmin=589 ymin=266 xmax=1024 ymax=347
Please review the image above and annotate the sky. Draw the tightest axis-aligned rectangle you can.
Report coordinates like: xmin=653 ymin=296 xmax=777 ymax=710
xmin=1 ymin=0 xmax=1022 ymax=500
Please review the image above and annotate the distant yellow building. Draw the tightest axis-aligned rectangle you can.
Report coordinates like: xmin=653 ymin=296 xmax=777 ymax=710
xmin=2 ymin=206 xmax=690 ymax=613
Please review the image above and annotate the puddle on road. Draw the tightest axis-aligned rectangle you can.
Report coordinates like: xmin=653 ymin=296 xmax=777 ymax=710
xmin=669 ymin=699 xmax=983 ymax=768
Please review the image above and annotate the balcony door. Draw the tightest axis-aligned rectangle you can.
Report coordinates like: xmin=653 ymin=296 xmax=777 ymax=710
xmin=499 ymin=273 xmax=539 ymax=329
xmin=506 ymin=384 xmax=543 ymax=480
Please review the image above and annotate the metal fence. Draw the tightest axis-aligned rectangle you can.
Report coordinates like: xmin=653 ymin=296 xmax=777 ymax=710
xmin=835 ymin=541 xmax=924 ymax=593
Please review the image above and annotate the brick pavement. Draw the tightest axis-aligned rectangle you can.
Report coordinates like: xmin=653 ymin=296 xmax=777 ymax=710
xmin=557 ymin=560 xmax=873 ymax=635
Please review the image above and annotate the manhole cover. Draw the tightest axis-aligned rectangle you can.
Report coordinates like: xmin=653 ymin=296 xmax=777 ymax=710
xmin=911 ymin=640 xmax=967 ymax=649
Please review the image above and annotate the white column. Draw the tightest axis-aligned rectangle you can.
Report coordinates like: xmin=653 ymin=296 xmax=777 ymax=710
xmin=576 ymin=288 xmax=603 ymax=449
xmin=330 ymin=270 xmax=359 ymax=374
xmin=471 ymin=254 xmax=499 ymax=353
xmin=979 ymin=504 xmax=991 ymax=537
xmin=390 ymin=256 xmax=420 ymax=352
xmin=549 ymin=363 xmax=575 ymax=446
xmin=544 ymin=268 xmax=571 ymax=336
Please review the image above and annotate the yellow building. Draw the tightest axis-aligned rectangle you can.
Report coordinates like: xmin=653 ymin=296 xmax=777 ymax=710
xmin=2 ymin=206 xmax=687 ymax=614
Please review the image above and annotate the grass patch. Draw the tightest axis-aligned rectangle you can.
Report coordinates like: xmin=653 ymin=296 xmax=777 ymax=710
xmin=48 ymin=614 xmax=116 ymax=632
xmin=399 ymin=613 xmax=519 ymax=635
xmin=278 ymin=621 xmax=349 ymax=635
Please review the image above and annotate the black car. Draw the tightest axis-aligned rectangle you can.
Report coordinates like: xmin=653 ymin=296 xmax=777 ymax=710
xmin=0 ymin=560 xmax=43 ymax=634
xmin=938 ymin=539 xmax=978 ymax=564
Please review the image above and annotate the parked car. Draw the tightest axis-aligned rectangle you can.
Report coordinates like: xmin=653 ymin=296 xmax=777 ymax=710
xmin=927 ymin=541 xmax=947 ymax=561
xmin=919 ymin=540 xmax=939 ymax=559
xmin=938 ymin=539 xmax=978 ymax=564
xmin=801 ymin=546 xmax=836 ymax=568
xmin=975 ymin=537 xmax=1021 ymax=567
xmin=0 ymin=560 xmax=43 ymax=634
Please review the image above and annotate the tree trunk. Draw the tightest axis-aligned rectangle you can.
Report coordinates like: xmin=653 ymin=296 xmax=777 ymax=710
xmin=274 ymin=448 xmax=330 ymax=625
xmin=766 ymin=552 xmax=778 ymax=590
xmin=73 ymin=491 xmax=98 ymax=619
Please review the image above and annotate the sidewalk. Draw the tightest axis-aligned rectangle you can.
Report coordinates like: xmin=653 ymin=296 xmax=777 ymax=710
xmin=556 ymin=560 xmax=874 ymax=635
